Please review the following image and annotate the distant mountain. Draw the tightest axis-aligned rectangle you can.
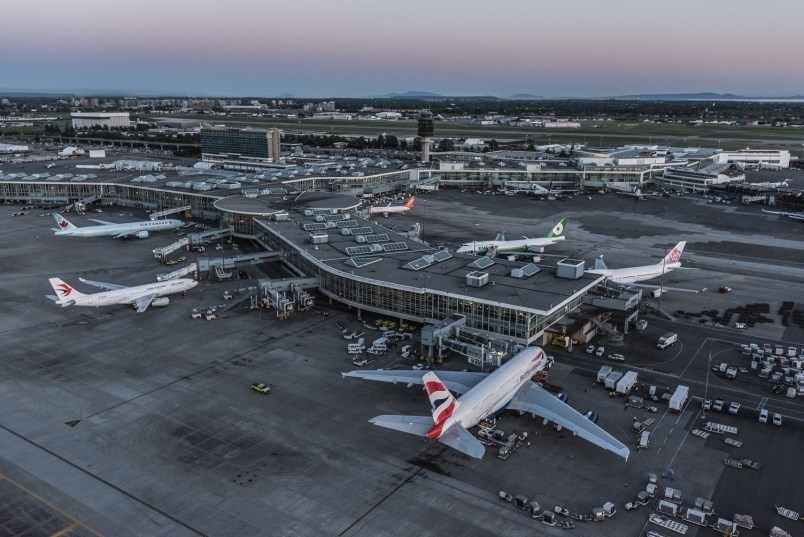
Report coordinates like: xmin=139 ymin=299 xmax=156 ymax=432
xmin=0 ymin=88 xmax=77 ymax=97
xmin=370 ymin=90 xmax=445 ymax=98
xmin=609 ymin=92 xmax=804 ymax=101
xmin=507 ymin=93 xmax=542 ymax=99
xmin=278 ymin=93 xmax=296 ymax=98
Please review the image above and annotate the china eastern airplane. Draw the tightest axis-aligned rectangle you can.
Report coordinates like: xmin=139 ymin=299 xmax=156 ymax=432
xmin=456 ymin=218 xmax=568 ymax=256
xmin=51 ymin=213 xmax=183 ymax=239
xmin=586 ymin=241 xmax=700 ymax=293
xmin=47 ymin=277 xmax=197 ymax=312
xmin=368 ymin=196 xmax=415 ymax=217
xmin=343 ymin=347 xmax=629 ymax=460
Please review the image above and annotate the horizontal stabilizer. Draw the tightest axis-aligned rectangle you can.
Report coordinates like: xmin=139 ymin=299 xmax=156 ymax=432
xmin=438 ymin=424 xmax=486 ymax=459
xmin=507 ymin=383 xmax=630 ymax=460
xmin=369 ymin=415 xmax=432 ymax=437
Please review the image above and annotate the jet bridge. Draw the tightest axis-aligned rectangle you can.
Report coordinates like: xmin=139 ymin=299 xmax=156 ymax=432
xmin=156 ymin=262 xmax=198 ymax=282
xmin=153 ymin=237 xmax=189 ymax=260
xmin=149 ymin=205 xmax=191 ymax=220
xmin=67 ymin=194 xmax=101 ymax=214
xmin=188 ymin=227 xmax=234 ymax=247
xmin=215 ymin=278 xmax=318 ymax=319
xmin=197 ymin=251 xmax=284 ymax=280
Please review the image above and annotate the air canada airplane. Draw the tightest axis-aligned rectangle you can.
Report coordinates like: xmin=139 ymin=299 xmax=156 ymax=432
xmin=368 ymin=196 xmax=415 ymax=217
xmin=47 ymin=277 xmax=197 ymax=312
xmin=762 ymin=209 xmax=804 ymax=222
xmin=343 ymin=347 xmax=629 ymax=460
xmin=456 ymin=218 xmax=568 ymax=256
xmin=52 ymin=213 xmax=183 ymax=239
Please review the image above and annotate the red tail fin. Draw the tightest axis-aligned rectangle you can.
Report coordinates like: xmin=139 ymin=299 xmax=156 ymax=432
xmin=405 ymin=196 xmax=416 ymax=209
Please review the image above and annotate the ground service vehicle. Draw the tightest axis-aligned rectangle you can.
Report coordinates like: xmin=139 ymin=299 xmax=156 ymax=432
xmin=669 ymin=386 xmax=689 ymax=412
xmin=250 ymin=383 xmax=270 ymax=394
xmin=759 ymin=409 xmax=768 ymax=423
xmin=657 ymin=333 xmax=678 ymax=350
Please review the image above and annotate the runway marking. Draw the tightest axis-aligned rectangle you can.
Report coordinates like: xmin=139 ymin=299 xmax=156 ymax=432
xmin=0 ymin=471 xmax=104 ymax=537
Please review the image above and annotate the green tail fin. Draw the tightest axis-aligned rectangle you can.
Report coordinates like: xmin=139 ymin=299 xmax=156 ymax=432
xmin=547 ymin=218 xmax=568 ymax=238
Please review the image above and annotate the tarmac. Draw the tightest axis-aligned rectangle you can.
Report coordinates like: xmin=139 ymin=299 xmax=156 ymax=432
xmin=0 ymin=171 xmax=803 ymax=537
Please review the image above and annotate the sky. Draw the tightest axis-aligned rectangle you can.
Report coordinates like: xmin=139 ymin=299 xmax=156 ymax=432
xmin=4 ymin=0 xmax=804 ymax=98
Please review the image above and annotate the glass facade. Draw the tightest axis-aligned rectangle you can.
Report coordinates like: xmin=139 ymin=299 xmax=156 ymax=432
xmin=200 ymin=127 xmax=272 ymax=159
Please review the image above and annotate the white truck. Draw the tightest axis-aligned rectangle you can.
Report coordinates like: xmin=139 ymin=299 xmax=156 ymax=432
xmin=605 ymin=371 xmax=623 ymax=390
xmin=597 ymin=365 xmax=613 ymax=383
xmin=616 ymin=371 xmax=638 ymax=395
xmin=656 ymin=332 xmax=678 ymax=350
xmin=668 ymin=385 xmax=689 ymax=412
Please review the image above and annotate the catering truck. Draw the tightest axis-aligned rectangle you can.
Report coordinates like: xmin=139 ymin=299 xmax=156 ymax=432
xmin=656 ymin=333 xmax=678 ymax=350
xmin=669 ymin=385 xmax=689 ymax=412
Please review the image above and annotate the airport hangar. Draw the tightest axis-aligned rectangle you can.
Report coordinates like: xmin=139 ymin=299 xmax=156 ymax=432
xmin=1 ymin=166 xmax=642 ymax=360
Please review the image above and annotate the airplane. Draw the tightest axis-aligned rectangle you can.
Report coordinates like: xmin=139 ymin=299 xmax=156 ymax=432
xmin=343 ymin=347 xmax=629 ymax=460
xmin=46 ymin=276 xmax=198 ymax=312
xmin=586 ymin=241 xmax=701 ymax=293
xmin=455 ymin=218 xmax=568 ymax=256
xmin=51 ymin=213 xmax=183 ymax=239
xmin=368 ymin=196 xmax=415 ymax=217
xmin=762 ymin=209 xmax=804 ymax=222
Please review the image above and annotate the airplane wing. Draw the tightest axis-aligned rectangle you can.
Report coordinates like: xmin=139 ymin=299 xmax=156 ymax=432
xmin=506 ymin=383 xmax=630 ymax=460
xmin=89 ymin=219 xmax=115 ymax=225
xmin=343 ymin=369 xmax=487 ymax=395
xmin=627 ymin=283 xmax=703 ymax=294
xmin=78 ymin=278 xmax=125 ymax=291
xmin=132 ymin=294 xmax=157 ymax=313
xmin=113 ymin=230 xmax=141 ymax=238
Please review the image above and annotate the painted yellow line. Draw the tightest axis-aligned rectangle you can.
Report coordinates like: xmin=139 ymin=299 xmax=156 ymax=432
xmin=0 ymin=472 xmax=104 ymax=537
xmin=51 ymin=521 xmax=79 ymax=537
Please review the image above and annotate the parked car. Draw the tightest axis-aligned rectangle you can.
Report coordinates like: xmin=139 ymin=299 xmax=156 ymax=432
xmin=586 ymin=345 xmax=595 ymax=354
xmin=595 ymin=347 xmax=605 ymax=357
xmin=772 ymin=413 xmax=783 ymax=426
xmin=759 ymin=409 xmax=768 ymax=423
xmin=608 ymin=353 xmax=625 ymax=362
xmin=702 ymin=399 xmax=712 ymax=411
xmin=712 ymin=399 xmax=725 ymax=412
xmin=728 ymin=402 xmax=740 ymax=415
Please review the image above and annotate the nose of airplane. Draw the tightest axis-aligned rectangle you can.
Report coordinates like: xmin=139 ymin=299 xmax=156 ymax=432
xmin=189 ymin=280 xmax=199 ymax=288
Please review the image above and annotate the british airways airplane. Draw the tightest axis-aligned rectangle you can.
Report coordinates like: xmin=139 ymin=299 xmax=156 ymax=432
xmin=51 ymin=213 xmax=183 ymax=239
xmin=343 ymin=347 xmax=629 ymax=460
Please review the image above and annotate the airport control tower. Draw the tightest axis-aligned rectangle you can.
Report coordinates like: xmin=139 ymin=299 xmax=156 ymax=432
xmin=418 ymin=111 xmax=433 ymax=163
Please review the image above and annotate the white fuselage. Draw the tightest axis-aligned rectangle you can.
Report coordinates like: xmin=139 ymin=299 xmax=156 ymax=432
xmin=369 ymin=205 xmax=411 ymax=216
xmin=438 ymin=348 xmax=548 ymax=436
xmin=456 ymin=236 xmax=564 ymax=255
xmin=56 ymin=219 xmax=183 ymax=237
xmin=65 ymin=279 xmax=197 ymax=307
xmin=587 ymin=261 xmax=680 ymax=284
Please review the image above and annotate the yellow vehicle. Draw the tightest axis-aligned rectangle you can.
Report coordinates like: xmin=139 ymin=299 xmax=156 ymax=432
xmin=250 ymin=383 xmax=270 ymax=394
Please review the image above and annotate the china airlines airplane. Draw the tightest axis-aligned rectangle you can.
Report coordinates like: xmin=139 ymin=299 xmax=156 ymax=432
xmin=368 ymin=196 xmax=415 ymax=217
xmin=47 ymin=277 xmax=197 ymax=312
xmin=52 ymin=213 xmax=182 ymax=239
xmin=343 ymin=347 xmax=629 ymax=460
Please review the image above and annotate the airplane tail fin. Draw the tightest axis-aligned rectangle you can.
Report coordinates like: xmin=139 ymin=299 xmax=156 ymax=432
xmin=52 ymin=213 xmax=77 ymax=231
xmin=547 ymin=218 xmax=568 ymax=238
xmin=661 ymin=241 xmax=686 ymax=266
xmin=494 ymin=231 xmax=506 ymax=241
xmin=48 ymin=277 xmax=85 ymax=305
xmin=422 ymin=371 xmax=458 ymax=439
xmin=404 ymin=196 xmax=416 ymax=209
xmin=594 ymin=255 xmax=608 ymax=270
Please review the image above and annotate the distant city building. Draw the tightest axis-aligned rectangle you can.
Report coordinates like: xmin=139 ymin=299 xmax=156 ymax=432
xmin=0 ymin=143 xmax=29 ymax=153
xmin=71 ymin=112 xmax=130 ymax=129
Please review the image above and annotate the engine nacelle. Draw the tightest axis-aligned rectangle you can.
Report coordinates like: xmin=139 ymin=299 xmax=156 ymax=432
xmin=152 ymin=297 xmax=170 ymax=307
xmin=136 ymin=230 xmax=149 ymax=239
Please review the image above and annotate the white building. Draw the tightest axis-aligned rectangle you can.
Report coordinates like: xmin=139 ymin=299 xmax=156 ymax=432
xmin=375 ymin=111 xmax=402 ymax=120
xmin=711 ymin=149 xmax=790 ymax=169
xmin=71 ymin=112 xmax=130 ymax=129
xmin=0 ymin=143 xmax=29 ymax=153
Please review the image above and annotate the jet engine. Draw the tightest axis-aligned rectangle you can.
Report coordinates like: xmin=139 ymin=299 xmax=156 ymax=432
xmin=152 ymin=297 xmax=170 ymax=307
xmin=136 ymin=230 xmax=149 ymax=239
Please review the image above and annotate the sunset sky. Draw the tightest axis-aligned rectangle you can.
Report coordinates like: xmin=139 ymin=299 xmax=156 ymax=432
xmin=4 ymin=0 xmax=803 ymax=97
